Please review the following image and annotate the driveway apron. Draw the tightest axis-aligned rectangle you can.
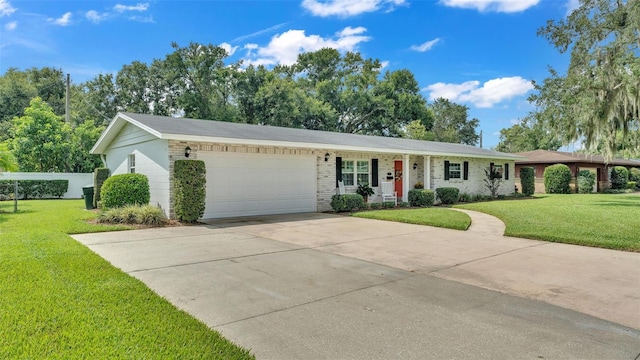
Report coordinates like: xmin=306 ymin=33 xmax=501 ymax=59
xmin=72 ymin=212 xmax=640 ymax=359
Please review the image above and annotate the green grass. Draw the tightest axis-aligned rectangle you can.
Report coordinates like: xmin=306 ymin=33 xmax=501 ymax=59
xmin=0 ymin=200 xmax=254 ymax=359
xmin=353 ymin=207 xmax=471 ymax=230
xmin=455 ymin=194 xmax=640 ymax=252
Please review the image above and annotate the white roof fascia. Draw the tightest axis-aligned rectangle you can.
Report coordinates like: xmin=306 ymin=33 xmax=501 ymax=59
xmin=91 ymin=113 xmax=163 ymax=154
xmin=160 ymin=133 xmax=523 ymax=161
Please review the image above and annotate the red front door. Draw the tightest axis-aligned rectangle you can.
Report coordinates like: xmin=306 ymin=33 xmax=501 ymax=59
xmin=394 ymin=160 xmax=403 ymax=198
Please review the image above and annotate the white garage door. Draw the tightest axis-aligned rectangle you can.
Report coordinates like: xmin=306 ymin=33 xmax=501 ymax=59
xmin=199 ymin=152 xmax=317 ymax=218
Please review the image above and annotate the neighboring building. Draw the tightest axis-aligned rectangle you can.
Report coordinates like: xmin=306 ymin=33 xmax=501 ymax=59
xmin=91 ymin=113 xmax=521 ymax=219
xmin=514 ymin=149 xmax=640 ymax=193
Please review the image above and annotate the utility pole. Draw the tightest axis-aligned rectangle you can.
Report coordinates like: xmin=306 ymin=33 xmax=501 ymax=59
xmin=65 ymin=73 xmax=70 ymax=123
xmin=479 ymin=130 xmax=483 ymax=148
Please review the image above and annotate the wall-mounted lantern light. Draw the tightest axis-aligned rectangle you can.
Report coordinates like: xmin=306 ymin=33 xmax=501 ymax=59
xmin=185 ymin=146 xmax=191 ymax=158
xmin=413 ymin=163 xmax=418 ymax=170
xmin=324 ymin=153 xmax=330 ymax=162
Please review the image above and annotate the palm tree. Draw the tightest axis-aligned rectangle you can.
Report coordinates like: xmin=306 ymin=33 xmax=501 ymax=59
xmin=0 ymin=143 xmax=18 ymax=172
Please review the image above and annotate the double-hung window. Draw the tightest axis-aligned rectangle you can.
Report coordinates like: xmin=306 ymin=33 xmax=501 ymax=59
xmin=448 ymin=163 xmax=461 ymax=179
xmin=493 ymin=164 xmax=503 ymax=179
xmin=341 ymin=160 xmax=369 ymax=186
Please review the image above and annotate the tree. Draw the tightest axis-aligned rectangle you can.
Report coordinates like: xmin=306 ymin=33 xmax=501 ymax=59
xmin=0 ymin=142 xmax=18 ymax=172
xmin=69 ymin=120 xmax=105 ymax=173
xmin=496 ymin=113 xmax=562 ymax=152
xmin=428 ymin=98 xmax=479 ymax=145
xmin=9 ymin=97 xmax=72 ymax=172
xmin=73 ymin=73 xmax=117 ymax=126
xmin=533 ymin=0 xmax=640 ymax=161
xmin=0 ymin=68 xmax=37 ymax=123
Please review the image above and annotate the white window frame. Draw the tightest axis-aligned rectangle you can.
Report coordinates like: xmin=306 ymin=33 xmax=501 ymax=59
xmin=449 ymin=162 xmax=461 ymax=179
xmin=128 ymin=154 xmax=136 ymax=174
xmin=341 ymin=160 xmax=370 ymax=186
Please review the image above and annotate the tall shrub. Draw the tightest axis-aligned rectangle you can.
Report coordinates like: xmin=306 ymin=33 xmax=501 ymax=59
xmin=330 ymin=194 xmax=364 ymax=212
xmin=610 ymin=166 xmax=629 ymax=190
xmin=630 ymin=168 xmax=640 ymax=189
xmin=577 ymin=170 xmax=595 ymax=194
xmin=173 ymin=160 xmax=206 ymax=223
xmin=519 ymin=167 xmax=535 ymax=196
xmin=100 ymin=173 xmax=150 ymax=209
xmin=543 ymin=164 xmax=572 ymax=194
xmin=94 ymin=167 xmax=110 ymax=208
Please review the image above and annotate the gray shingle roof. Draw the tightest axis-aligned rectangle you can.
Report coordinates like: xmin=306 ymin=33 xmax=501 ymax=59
xmin=98 ymin=112 xmax=521 ymax=160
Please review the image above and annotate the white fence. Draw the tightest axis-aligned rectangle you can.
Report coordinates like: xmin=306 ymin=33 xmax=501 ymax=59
xmin=0 ymin=172 xmax=93 ymax=199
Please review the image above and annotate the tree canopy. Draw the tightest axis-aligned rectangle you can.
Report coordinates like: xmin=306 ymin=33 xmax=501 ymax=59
xmin=531 ymin=0 xmax=640 ymax=160
xmin=496 ymin=113 xmax=563 ymax=153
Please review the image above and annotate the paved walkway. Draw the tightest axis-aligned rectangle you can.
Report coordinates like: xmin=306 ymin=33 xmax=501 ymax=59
xmin=72 ymin=211 xmax=640 ymax=359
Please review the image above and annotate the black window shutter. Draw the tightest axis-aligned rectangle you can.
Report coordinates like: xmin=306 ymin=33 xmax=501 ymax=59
xmin=336 ymin=157 xmax=342 ymax=188
xmin=463 ymin=161 xmax=469 ymax=180
xmin=490 ymin=162 xmax=494 ymax=174
xmin=371 ymin=159 xmax=379 ymax=187
xmin=504 ymin=163 xmax=509 ymax=180
xmin=444 ymin=161 xmax=450 ymax=180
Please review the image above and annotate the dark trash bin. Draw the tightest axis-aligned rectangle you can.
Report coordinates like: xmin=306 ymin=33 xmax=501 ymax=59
xmin=82 ymin=185 xmax=95 ymax=210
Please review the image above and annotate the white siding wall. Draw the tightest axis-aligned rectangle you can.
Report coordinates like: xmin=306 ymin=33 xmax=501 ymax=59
xmin=430 ymin=156 xmax=516 ymax=196
xmin=104 ymin=123 xmax=170 ymax=214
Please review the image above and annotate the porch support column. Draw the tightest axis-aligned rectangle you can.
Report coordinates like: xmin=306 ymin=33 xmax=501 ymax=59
xmin=424 ymin=156 xmax=431 ymax=190
xmin=403 ymin=154 xmax=410 ymax=201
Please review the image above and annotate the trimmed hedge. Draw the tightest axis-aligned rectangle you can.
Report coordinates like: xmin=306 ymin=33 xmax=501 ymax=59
xmin=519 ymin=167 xmax=535 ymax=196
xmin=0 ymin=179 xmax=68 ymax=199
xmin=408 ymin=189 xmax=434 ymax=207
xmin=173 ymin=160 xmax=206 ymax=223
xmin=610 ymin=166 xmax=629 ymax=190
xmin=577 ymin=170 xmax=596 ymax=194
xmin=98 ymin=204 xmax=167 ymax=225
xmin=544 ymin=164 xmax=572 ymax=194
xmin=100 ymin=174 xmax=150 ymax=209
xmin=627 ymin=181 xmax=637 ymax=190
xmin=435 ymin=187 xmax=459 ymax=205
xmin=94 ymin=167 xmax=110 ymax=208
xmin=330 ymin=194 xmax=364 ymax=212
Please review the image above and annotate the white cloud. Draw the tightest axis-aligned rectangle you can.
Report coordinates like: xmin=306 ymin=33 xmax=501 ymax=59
xmin=51 ymin=12 xmax=72 ymax=26
xmin=410 ymin=38 xmax=440 ymax=52
xmin=86 ymin=10 xmax=106 ymax=23
xmin=424 ymin=76 xmax=533 ymax=108
xmin=301 ymin=0 xmax=406 ymax=18
xmin=244 ymin=26 xmax=372 ymax=66
xmin=380 ymin=60 xmax=390 ymax=69
xmin=232 ymin=22 xmax=289 ymax=43
xmin=244 ymin=43 xmax=259 ymax=50
xmin=220 ymin=42 xmax=239 ymax=56
xmin=440 ymin=0 xmax=539 ymax=13
xmin=0 ymin=0 xmax=16 ymax=17
xmin=114 ymin=2 xmax=149 ymax=12
xmin=565 ymin=0 xmax=580 ymax=16
xmin=128 ymin=15 xmax=154 ymax=23
xmin=5 ymin=20 xmax=17 ymax=30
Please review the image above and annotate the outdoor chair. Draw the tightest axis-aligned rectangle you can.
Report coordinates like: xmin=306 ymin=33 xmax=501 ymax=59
xmin=381 ymin=181 xmax=397 ymax=205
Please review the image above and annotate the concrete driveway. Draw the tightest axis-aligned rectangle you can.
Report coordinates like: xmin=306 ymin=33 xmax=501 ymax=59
xmin=72 ymin=212 xmax=640 ymax=359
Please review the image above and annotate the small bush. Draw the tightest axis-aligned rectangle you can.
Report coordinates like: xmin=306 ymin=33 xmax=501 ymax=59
xmin=46 ymin=180 xmax=69 ymax=198
xmin=610 ymin=166 xmax=629 ymax=189
xmin=577 ymin=170 xmax=596 ymax=194
xmin=173 ymin=160 xmax=206 ymax=223
xmin=398 ymin=201 xmax=410 ymax=208
xmin=627 ymin=181 xmax=637 ymax=190
xmin=458 ymin=192 xmax=472 ymax=203
xmin=98 ymin=204 xmax=167 ymax=225
xmin=330 ymin=194 xmax=364 ymax=212
xmin=408 ymin=189 xmax=434 ymax=207
xmin=544 ymin=164 xmax=572 ymax=194
xmin=100 ymin=173 xmax=150 ymax=209
xmin=414 ymin=182 xmax=424 ymax=189
xmin=436 ymin=187 xmax=459 ymax=205
xmin=94 ymin=167 xmax=110 ymax=208
xmin=369 ymin=202 xmax=382 ymax=210
xmin=382 ymin=201 xmax=396 ymax=208
xmin=519 ymin=167 xmax=535 ymax=196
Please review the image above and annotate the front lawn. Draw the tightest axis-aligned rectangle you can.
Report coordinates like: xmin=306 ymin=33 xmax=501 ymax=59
xmin=0 ymin=200 xmax=253 ymax=359
xmin=353 ymin=207 xmax=471 ymax=230
xmin=455 ymin=193 xmax=640 ymax=252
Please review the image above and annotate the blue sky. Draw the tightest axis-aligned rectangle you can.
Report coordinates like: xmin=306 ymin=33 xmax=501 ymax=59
xmin=0 ymin=0 xmax=578 ymax=148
